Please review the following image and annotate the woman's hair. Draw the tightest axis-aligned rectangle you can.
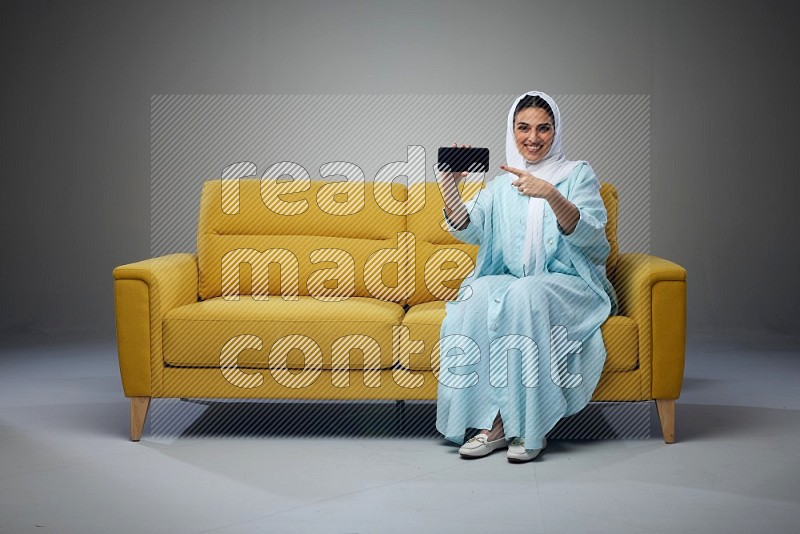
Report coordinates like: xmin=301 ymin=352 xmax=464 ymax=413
xmin=513 ymin=95 xmax=555 ymax=127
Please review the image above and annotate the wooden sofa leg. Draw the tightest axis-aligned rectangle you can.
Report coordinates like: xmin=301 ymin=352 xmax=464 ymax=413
xmin=655 ymin=399 xmax=676 ymax=443
xmin=130 ymin=396 xmax=151 ymax=441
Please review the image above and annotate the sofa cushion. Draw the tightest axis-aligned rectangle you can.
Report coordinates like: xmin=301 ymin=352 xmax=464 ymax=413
xmin=199 ymin=233 xmax=410 ymax=303
xmin=400 ymin=302 xmax=638 ymax=373
xmin=599 ymin=182 xmax=619 ymax=278
xmin=399 ymin=301 xmax=448 ymax=371
xmin=163 ymin=296 xmax=404 ymax=370
xmin=197 ymin=178 xmax=410 ymax=302
xmin=598 ymin=315 xmax=639 ymax=372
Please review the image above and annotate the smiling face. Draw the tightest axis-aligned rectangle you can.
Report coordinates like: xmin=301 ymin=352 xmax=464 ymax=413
xmin=513 ymin=106 xmax=555 ymax=163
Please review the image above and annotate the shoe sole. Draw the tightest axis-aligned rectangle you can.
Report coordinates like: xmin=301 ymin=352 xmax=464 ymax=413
xmin=459 ymin=448 xmax=506 ymax=459
xmin=507 ymin=454 xmax=541 ymax=463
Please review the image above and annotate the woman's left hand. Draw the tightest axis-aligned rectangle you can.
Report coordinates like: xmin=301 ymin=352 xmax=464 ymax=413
xmin=501 ymin=165 xmax=556 ymax=201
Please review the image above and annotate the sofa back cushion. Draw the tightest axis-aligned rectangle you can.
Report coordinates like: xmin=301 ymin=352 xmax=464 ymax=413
xmin=599 ymin=182 xmax=619 ymax=278
xmin=197 ymin=179 xmax=409 ymax=302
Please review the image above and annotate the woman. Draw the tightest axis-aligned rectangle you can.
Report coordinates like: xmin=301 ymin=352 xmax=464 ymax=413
xmin=435 ymin=90 xmax=619 ymax=462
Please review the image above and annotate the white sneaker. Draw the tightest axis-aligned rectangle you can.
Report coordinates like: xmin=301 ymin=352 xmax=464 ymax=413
xmin=507 ymin=437 xmax=547 ymax=462
xmin=458 ymin=434 xmax=509 ymax=458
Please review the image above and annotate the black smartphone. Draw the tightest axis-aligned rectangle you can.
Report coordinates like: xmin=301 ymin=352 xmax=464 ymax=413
xmin=437 ymin=147 xmax=490 ymax=173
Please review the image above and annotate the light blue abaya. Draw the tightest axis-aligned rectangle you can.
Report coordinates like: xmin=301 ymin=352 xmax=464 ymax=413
xmin=435 ymin=160 xmax=619 ymax=450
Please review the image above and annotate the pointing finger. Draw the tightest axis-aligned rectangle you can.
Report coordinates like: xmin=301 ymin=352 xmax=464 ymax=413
xmin=500 ymin=165 xmax=525 ymax=176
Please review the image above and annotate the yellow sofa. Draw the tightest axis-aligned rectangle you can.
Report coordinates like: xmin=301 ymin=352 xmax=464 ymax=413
xmin=113 ymin=178 xmax=687 ymax=443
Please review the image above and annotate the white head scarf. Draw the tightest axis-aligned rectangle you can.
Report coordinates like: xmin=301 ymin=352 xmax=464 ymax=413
xmin=505 ymin=91 xmax=579 ymax=275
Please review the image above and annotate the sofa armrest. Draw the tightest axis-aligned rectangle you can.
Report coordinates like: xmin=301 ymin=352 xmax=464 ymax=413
xmin=113 ymin=253 xmax=198 ymax=397
xmin=611 ymin=252 xmax=687 ymax=399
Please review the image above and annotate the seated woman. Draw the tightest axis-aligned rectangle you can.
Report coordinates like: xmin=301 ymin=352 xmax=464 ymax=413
xmin=435 ymin=90 xmax=618 ymax=462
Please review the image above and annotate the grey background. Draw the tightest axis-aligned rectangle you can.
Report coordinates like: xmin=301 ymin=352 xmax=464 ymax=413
xmin=1 ymin=0 xmax=798 ymax=341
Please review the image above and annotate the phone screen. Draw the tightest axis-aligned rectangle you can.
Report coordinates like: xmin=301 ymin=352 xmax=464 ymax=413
xmin=437 ymin=147 xmax=490 ymax=173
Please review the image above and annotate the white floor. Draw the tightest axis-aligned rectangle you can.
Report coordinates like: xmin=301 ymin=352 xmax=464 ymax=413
xmin=1 ymin=329 xmax=799 ymax=533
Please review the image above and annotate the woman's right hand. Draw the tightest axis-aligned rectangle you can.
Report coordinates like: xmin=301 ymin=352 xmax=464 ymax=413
xmin=437 ymin=143 xmax=473 ymax=230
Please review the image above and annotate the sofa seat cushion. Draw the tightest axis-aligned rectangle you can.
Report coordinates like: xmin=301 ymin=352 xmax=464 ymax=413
xmin=163 ymin=296 xmax=404 ymax=370
xmin=403 ymin=300 xmax=448 ymax=326
xmin=400 ymin=302 xmax=639 ymax=372
xmin=400 ymin=301 xmax=448 ymax=370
